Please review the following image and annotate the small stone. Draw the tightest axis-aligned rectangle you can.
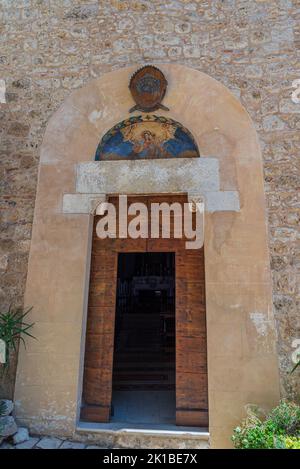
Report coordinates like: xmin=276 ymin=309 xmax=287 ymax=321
xmin=155 ymin=34 xmax=180 ymax=45
xmin=16 ymin=437 xmax=39 ymax=449
xmin=183 ymin=45 xmax=200 ymax=58
xmin=7 ymin=122 xmax=30 ymax=137
xmin=13 ymin=427 xmax=29 ymax=445
xmin=36 ymin=437 xmax=62 ymax=449
xmin=117 ymin=18 xmax=134 ymax=31
xmin=143 ymin=48 xmax=166 ymax=58
xmin=0 ymin=416 xmax=18 ymax=437
xmin=86 ymin=445 xmax=104 ymax=449
xmin=279 ymin=98 xmax=300 ymax=114
xmin=113 ymin=38 xmax=134 ymax=53
xmin=0 ymin=255 xmax=8 ymax=271
xmin=12 ymin=78 xmax=30 ymax=89
xmin=175 ymin=21 xmax=191 ymax=34
xmin=64 ymin=4 xmax=98 ymax=20
xmin=60 ymin=440 xmax=85 ymax=449
xmin=168 ymin=46 xmax=182 ymax=58
xmin=0 ymin=400 xmax=13 ymax=416
xmin=153 ymin=19 xmax=174 ymax=34
xmin=137 ymin=36 xmax=153 ymax=49
xmin=263 ymin=115 xmax=285 ymax=131
xmin=0 ymin=441 xmax=15 ymax=449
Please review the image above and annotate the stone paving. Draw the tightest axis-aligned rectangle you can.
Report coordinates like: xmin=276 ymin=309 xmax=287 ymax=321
xmin=0 ymin=432 xmax=209 ymax=450
xmin=0 ymin=436 xmax=107 ymax=450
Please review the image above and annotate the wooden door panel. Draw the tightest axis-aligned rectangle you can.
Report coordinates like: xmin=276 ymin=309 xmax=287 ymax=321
xmin=176 ymin=244 xmax=208 ymax=427
xmin=175 ymin=410 xmax=208 ymax=427
xmin=147 ymin=194 xmax=188 ymax=246
xmin=81 ymin=218 xmax=117 ymax=422
xmin=176 ymin=372 xmax=209 ymax=407
xmin=118 ymin=238 xmax=147 ymax=252
xmin=89 ymin=279 xmax=115 ymax=300
xmin=90 ymin=253 xmax=116 ymax=272
xmin=176 ymin=281 xmax=206 ymax=307
xmin=147 ymin=238 xmax=184 ymax=252
xmin=176 ymin=350 xmax=207 ymax=374
xmin=88 ymin=290 xmax=115 ymax=307
xmin=176 ymin=252 xmax=205 ymax=282
xmin=82 ymin=367 xmax=113 ymax=402
xmin=84 ymin=332 xmax=114 ymax=357
xmin=176 ymin=335 xmax=207 ymax=353
xmin=86 ymin=306 xmax=115 ymax=335
xmin=176 ymin=307 xmax=206 ymax=335
xmin=81 ymin=195 xmax=208 ymax=428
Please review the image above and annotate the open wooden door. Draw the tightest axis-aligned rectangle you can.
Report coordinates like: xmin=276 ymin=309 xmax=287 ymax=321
xmin=81 ymin=195 xmax=208 ymax=427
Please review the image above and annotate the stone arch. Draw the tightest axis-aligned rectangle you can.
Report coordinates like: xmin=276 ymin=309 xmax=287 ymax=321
xmin=14 ymin=64 xmax=280 ymax=449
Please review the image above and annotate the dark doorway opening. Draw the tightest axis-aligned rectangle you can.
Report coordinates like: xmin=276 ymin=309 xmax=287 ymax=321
xmin=112 ymin=252 xmax=175 ymax=424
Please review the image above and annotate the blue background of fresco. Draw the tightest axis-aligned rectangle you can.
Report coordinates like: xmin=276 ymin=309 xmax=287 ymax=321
xmin=95 ymin=124 xmax=199 ymax=160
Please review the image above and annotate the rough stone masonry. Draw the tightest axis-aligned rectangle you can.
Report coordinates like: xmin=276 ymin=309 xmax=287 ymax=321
xmin=0 ymin=0 xmax=299 ymax=401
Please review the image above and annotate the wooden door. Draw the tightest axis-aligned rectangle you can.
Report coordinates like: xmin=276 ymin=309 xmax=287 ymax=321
xmin=176 ymin=248 xmax=208 ymax=426
xmin=81 ymin=195 xmax=208 ymax=427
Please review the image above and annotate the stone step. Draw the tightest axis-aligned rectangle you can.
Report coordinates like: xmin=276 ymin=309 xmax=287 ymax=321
xmin=74 ymin=423 xmax=210 ymax=449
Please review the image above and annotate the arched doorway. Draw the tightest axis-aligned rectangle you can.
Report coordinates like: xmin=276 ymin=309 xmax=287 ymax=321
xmin=14 ymin=64 xmax=280 ymax=448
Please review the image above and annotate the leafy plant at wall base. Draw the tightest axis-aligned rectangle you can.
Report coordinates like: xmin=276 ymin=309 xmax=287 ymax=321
xmin=291 ymin=359 xmax=300 ymax=374
xmin=283 ymin=437 xmax=300 ymax=449
xmin=0 ymin=306 xmax=35 ymax=372
xmin=232 ymin=400 xmax=300 ymax=449
xmin=267 ymin=400 xmax=300 ymax=436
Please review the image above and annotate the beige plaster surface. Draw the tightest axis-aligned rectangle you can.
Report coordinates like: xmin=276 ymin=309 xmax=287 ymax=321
xmin=14 ymin=64 xmax=280 ymax=449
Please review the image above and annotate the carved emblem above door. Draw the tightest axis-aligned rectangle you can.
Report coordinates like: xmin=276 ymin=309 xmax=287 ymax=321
xmin=129 ymin=65 xmax=169 ymax=113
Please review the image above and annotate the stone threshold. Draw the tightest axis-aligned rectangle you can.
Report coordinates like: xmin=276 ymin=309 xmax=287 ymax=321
xmin=75 ymin=421 xmax=210 ymax=448
xmin=77 ymin=421 xmax=210 ymax=440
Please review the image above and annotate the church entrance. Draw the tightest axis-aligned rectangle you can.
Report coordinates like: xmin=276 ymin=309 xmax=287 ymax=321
xmin=81 ymin=195 xmax=208 ymax=428
xmin=111 ymin=252 xmax=176 ymax=424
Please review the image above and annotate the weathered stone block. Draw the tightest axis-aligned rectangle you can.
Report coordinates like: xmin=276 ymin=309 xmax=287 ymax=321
xmin=13 ymin=427 xmax=29 ymax=445
xmin=0 ymin=399 xmax=13 ymax=416
xmin=36 ymin=437 xmax=62 ymax=449
xmin=16 ymin=437 xmax=39 ymax=449
xmin=0 ymin=416 xmax=17 ymax=437
xmin=60 ymin=440 xmax=85 ymax=449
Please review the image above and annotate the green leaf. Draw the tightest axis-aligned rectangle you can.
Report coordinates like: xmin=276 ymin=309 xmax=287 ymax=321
xmin=290 ymin=360 xmax=300 ymax=374
xmin=0 ymin=306 xmax=35 ymax=369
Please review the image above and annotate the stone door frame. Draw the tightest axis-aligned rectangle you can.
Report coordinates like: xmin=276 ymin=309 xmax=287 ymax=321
xmin=80 ymin=194 xmax=209 ymax=427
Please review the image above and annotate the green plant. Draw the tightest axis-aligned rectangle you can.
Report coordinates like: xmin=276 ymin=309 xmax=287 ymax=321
xmin=232 ymin=400 xmax=300 ymax=449
xmin=267 ymin=400 xmax=300 ymax=436
xmin=283 ymin=437 xmax=300 ymax=449
xmin=0 ymin=305 xmax=35 ymax=369
xmin=291 ymin=359 xmax=300 ymax=374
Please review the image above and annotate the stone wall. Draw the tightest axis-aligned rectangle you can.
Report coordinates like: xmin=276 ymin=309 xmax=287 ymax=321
xmin=0 ymin=0 xmax=299 ymax=400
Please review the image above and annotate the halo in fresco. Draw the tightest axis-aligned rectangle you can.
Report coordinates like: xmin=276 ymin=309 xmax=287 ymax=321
xmin=95 ymin=115 xmax=200 ymax=160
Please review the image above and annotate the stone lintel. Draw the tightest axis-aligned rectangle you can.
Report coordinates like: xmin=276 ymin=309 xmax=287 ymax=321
xmin=63 ymin=191 xmax=239 ymax=214
xmin=204 ymin=190 xmax=240 ymax=212
xmin=63 ymin=193 xmax=106 ymax=214
xmin=76 ymin=158 xmax=221 ymax=194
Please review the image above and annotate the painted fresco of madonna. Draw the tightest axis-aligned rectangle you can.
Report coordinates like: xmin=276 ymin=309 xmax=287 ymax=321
xmin=95 ymin=115 xmax=200 ymax=161
xmin=131 ymin=130 xmax=171 ymax=159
